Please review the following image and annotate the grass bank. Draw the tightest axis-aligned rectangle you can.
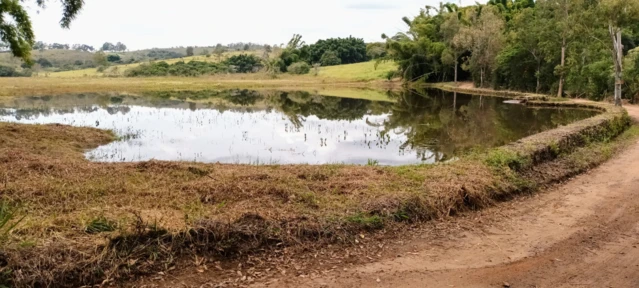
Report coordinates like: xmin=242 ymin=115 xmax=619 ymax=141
xmin=0 ymin=76 xmax=398 ymax=99
xmin=0 ymin=87 xmax=632 ymax=287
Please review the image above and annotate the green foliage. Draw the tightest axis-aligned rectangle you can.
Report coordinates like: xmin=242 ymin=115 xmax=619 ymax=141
xmin=124 ymin=61 xmax=227 ymax=77
xmin=147 ymin=49 xmax=184 ymax=60
xmin=107 ymin=54 xmax=121 ymax=63
xmin=287 ymin=62 xmax=310 ymax=74
xmin=36 ymin=58 xmax=52 ymax=68
xmin=366 ymin=42 xmax=387 ymax=59
xmin=320 ymin=50 xmax=342 ymax=66
xmin=93 ymin=51 xmax=108 ymax=67
xmin=346 ymin=214 xmax=384 ymax=230
xmin=186 ymin=46 xmax=194 ymax=56
xmin=0 ymin=0 xmax=83 ymax=63
xmin=385 ymin=0 xmax=639 ymax=100
xmin=0 ymin=201 xmax=24 ymax=242
xmin=0 ymin=65 xmax=30 ymax=77
xmin=307 ymin=36 xmax=368 ymax=65
xmin=223 ymin=54 xmax=262 ymax=73
xmin=85 ymin=216 xmax=117 ymax=234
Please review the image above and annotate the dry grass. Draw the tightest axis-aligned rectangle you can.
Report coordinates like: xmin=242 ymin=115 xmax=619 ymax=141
xmin=0 ymin=88 xmax=632 ymax=287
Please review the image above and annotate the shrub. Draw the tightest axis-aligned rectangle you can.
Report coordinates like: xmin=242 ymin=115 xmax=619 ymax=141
xmin=287 ymin=62 xmax=311 ymax=74
xmin=0 ymin=65 xmax=31 ymax=77
xmin=107 ymin=54 xmax=121 ymax=62
xmin=124 ymin=61 xmax=227 ymax=77
xmin=36 ymin=58 xmax=53 ymax=68
xmin=320 ymin=50 xmax=341 ymax=66
xmin=223 ymin=54 xmax=263 ymax=73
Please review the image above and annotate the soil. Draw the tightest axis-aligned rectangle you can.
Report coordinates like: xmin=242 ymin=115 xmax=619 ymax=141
xmin=132 ymin=104 xmax=639 ymax=288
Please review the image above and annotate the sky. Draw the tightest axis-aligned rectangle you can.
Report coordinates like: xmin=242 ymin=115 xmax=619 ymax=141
xmin=26 ymin=0 xmax=478 ymax=51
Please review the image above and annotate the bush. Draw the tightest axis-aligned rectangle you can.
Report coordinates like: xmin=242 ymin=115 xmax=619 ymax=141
xmin=287 ymin=62 xmax=311 ymax=74
xmin=223 ymin=54 xmax=263 ymax=73
xmin=0 ymin=65 xmax=31 ymax=77
xmin=107 ymin=54 xmax=121 ymax=62
xmin=320 ymin=50 xmax=341 ymax=66
xmin=36 ymin=58 xmax=53 ymax=68
xmin=124 ymin=61 xmax=227 ymax=77
xmin=147 ymin=50 xmax=184 ymax=60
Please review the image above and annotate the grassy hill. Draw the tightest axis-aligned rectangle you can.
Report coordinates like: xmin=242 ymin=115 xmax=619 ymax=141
xmin=46 ymin=50 xmax=258 ymax=78
xmin=47 ymin=59 xmax=397 ymax=81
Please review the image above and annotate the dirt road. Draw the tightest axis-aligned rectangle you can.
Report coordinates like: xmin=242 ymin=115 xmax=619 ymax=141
xmin=253 ymin=105 xmax=639 ymax=288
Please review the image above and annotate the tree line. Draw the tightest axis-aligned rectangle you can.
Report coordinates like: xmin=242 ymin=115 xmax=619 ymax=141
xmin=382 ymin=0 xmax=639 ymax=104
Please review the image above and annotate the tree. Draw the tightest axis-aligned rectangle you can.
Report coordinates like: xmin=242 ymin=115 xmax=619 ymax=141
xmin=320 ymin=50 xmax=341 ymax=66
xmin=107 ymin=54 xmax=121 ymax=62
xmin=366 ymin=42 xmax=387 ymax=59
xmin=599 ymin=0 xmax=639 ymax=106
xmin=458 ymin=6 xmax=505 ymax=87
xmin=115 ymin=42 xmax=127 ymax=52
xmin=441 ymin=12 xmax=464 ymax=83
xmin=287 ymin=62 xmax=310 ymax=74
xmin=33 ymin=41 xmax=47 ymax=51
xmin=213 ymin=44 xmax=226 ymax=61
xmin=49 ymin=43 xmax=70 ymax=50
xmin=0 ymin=0 xmax=83 ymax=63
xmin=93 ymin=51 xmax=108 ymax=67
xmin=223 ymin=54 xmax=262 ymax=73
xmin=508 ymin=8 xmax=550 ymax=93
xmin=101 ymin=42 xmax=116 ymax=51
xmin=307 ymin=37 xmax=368 ymax=64
xmin=243 ymin=44 xmax=250 ymax=51
xmin=186 ymin=46 xmax=194 ymax=56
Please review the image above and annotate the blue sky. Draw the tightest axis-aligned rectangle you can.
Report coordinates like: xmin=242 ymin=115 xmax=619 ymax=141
xmin=27 ymin=0 xmax=479 ymax=50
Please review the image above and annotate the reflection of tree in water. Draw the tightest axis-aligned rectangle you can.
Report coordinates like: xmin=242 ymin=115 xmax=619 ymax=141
xmin=267 ymin=91 xmax=391 ymax=129
xmin=106 ymin=106 xmax=131 ymax=115
xmin=383 ymin=89 xmax=598 ymax=162
xmin=223 ymin=89 xmax=264 ymax=106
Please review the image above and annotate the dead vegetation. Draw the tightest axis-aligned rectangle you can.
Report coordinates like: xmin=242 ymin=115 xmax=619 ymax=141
xmin=0 ymin=95 xmax=632 ymax=286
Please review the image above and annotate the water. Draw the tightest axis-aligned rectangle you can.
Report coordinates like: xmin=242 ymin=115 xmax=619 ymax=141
xmin=0 ymin=89 xmax=598 ymax=165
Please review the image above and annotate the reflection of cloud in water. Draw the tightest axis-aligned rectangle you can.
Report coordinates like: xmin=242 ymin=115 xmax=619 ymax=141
xmin=0 ymin=91 xmax=597 ymax=165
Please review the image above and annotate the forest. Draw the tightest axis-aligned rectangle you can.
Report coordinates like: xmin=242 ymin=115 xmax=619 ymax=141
xmin=382 ymin=0 xmax=639 ymax=103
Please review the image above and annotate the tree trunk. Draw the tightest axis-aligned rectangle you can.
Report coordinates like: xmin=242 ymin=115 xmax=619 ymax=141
xmin=536 ymin=58 xmax=541 ymax=94
xmin=557 ymin=36 xmax=566 ymax=98
xmin=610 ymin=25 xmax=623 ymax=106
xmin=454 ymin=60 xmax=458 ymax=85
xmin=480 ymin=68 xmax=484 ymax=88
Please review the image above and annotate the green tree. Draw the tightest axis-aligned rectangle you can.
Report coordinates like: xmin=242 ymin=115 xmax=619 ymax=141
xmin=287 ymin=62 xmax=310 ymax=74
xmin=0 ymin=0 xmax=83 ymax=63
xmin=213 ymin=44 xmax=226 ymax=61
xmin=320 ymin=50 xmax=341 ymax=66
xmin=186 ymin=46 xmax=194 ymax=56
xmin=599 ymin=0 xmax=639 ymax=106
xmin=223 ymin=54 xmax=262 ymax=73
xmin=93 ymin=51 xmax=108 ymax=67
xmin=458 ymin=6 xmax=505 ymax=87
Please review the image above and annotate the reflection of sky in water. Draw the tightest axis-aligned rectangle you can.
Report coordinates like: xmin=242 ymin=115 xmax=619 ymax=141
xmin=0 ymin=106 xmax=438 ymax=165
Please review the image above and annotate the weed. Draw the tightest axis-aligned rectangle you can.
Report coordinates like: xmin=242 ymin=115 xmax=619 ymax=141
xmin=85 ymin=217 xmax=117 ymax=234
xmin=366 ymin=159 xmax=379 ymax=166
xmin=346 ymin=214 xmax=384 ymax=230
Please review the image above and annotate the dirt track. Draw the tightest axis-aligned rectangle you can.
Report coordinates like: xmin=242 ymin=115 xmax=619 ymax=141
xmin=252 ymin=104 xmax=639 ymax=287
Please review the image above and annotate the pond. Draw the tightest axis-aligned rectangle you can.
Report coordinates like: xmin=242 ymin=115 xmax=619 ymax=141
xmin=0 ymin=89 xmax=598 ymax=165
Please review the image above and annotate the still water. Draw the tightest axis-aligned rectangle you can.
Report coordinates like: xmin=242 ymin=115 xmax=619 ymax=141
xmin=0 ymin=89 xmax=598 ymax=165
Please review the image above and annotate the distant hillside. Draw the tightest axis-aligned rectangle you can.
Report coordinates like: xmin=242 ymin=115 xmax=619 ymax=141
xmin=0 ymin=46 xmax=265 ymax=74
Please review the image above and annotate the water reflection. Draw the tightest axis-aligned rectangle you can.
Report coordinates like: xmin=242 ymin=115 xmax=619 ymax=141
xmin=0 ymin=89 xmax=598 ymax=165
